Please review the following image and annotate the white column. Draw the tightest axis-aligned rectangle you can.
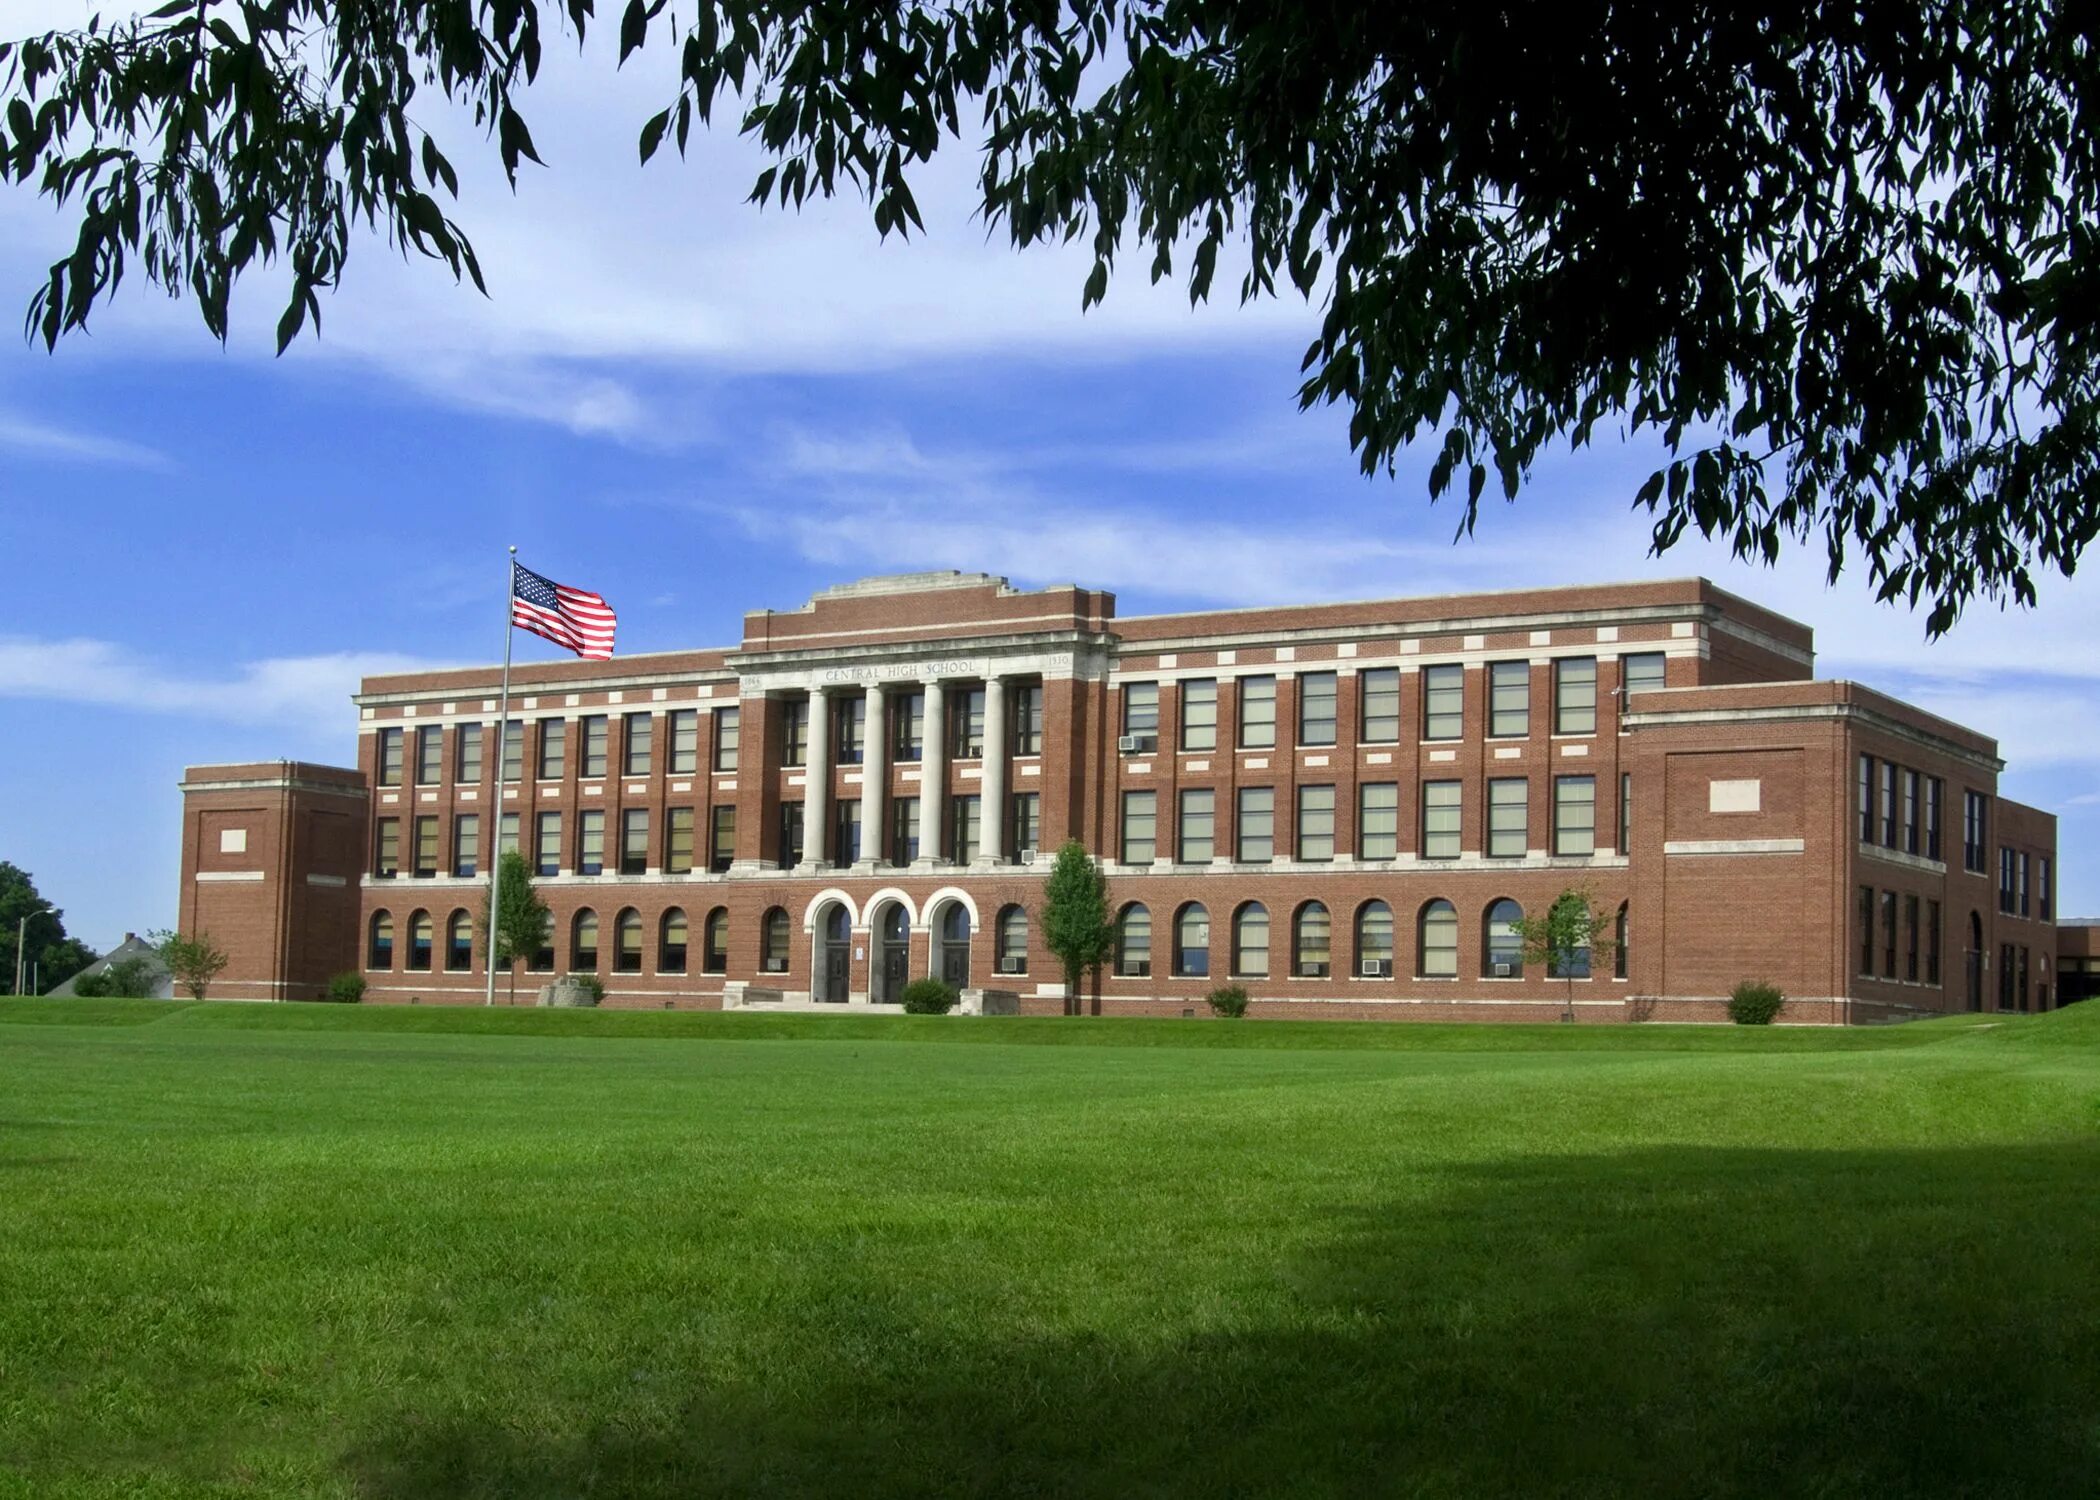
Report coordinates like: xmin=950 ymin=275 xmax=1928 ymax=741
xmin=981 ymin=676 xmax=1008 ymax=866
xmin=803 ymin=690 xmax=830 ymax=870
xmin=919 ymin=680 xmax=946 ymax=865
xmin=862 ymin=688 xmax=888 ymax=867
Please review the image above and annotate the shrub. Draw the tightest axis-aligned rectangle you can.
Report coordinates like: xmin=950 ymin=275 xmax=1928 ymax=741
xmin=69 ymin=969 xmax=110 ymax=998
xmin=567 ymin=973 xmax=608 ymax=1006
xmin=101 ymin=956 xmax=159 ymax=998
xmin=321 ymin=972 xmax=366 ymax=1004
xmin=1728 ymin=980 xmax=1786 ymax=1025
xmin=1206 ymin=984 xmax=1250 ymax=1019
xmin=899 ymin=977 xmax=959 ymax=1015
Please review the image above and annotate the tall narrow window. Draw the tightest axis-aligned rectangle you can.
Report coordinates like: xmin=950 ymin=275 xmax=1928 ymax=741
xmin=1484 ymin=899 xmax=1523 ymax=976
xmin=949 ymin=794 xmax=982 ymax=863
xmin=1233 ymin=902 xmax=1269 ymax=977
xmin=1237 ymin=787 xmax=1274 ymax=863
xmin=499 ymin=721 xmax=523 ymax=783
xmin=1296 ymin=785 xmax=1335 ymax=861
xmin=835 ymin=694 xmax=866 ymax=764
xmin=446 ymin=911 xmax=474 ymax=972
xmin=376 ymin=727 xmax=403 ymax=787
xmin=497 ymin=811 xmax=519 ymax=856
xmin=1879 ymin=761 xmax=1898 ymax=847
xmin=1488 ymin=661 xmax=1529 ymax=737
xmin=1619 ymin=772 xmax=1632 ymax=854
xmin=1121 ymin=791 xmax=1157 ymax=864
xmin=1925 ymin=777 xmax=1944 ymax=862
xmin=1614 ymin=904 xmax=1629 ymax=979
xmin=1881 ymin=890 xmax=1898 ymax=978
xmin=834 ymin=801 xmax=862 ymax=865
xmin=1360 ymin=668 xmax=1400 ymax=743
xmin=1179 ymin=788 xmax=1216 ymax=863
xmin=1554 ymin=658 xmax=1597 ymax=735
xmin=578 ymin=811 xmax=606 ymax=875
xmin=1417 ymin=901 xmax=1458 ymax=978
xmin=574 ymin=910 xmax=602 ymax=971
xmin=1858 ymin=754 xmax=1876 ymax=844
xmin=1905 ymin=894 xmax=1921 ymax=981
xmin=660 ymin=909 xmax=688 ymax=974
xmin=1358 ymin=782 xmax=1398 ymax=860
xmin=1355 ymin=901 xmax=1394 ymax=975
xmin=1902 ymin=769 xmax=1920 ymax=854
xmin=374 ymin=818 xmax=400 ymax=878
xmin=623 ymin=713 xmax=654 ymax=776
xmin=455 ymin=723 xmax=484 ymax=783
xmin=580 ymin=715 xmax=609 ymax=778
xmin=1553 ymin=776 xmax=1596 ymax=856
xmin=407 ymin=911 xmax=433 ymax=971
xmin=996 ymin=905 xmax=1030 ymax=974
xmin=890 ymin=796 xmax=920 ymax=865
xmin=1293 ymin=902 xmax=1331 ymax=976
xmin=1620 ymin=652 xmax=1666 ymax=696
xmin=413 ymin=816 xmax=439 ymax=878
xmin=1487 ymin=778 xmax=1527 ymax=858
xmin=615 ymin=909 xmax=643 ymax=973
xmin=668 ymin=709 xmax=699 ymax=774
xmin=1180 ymin=678 xmax=1218 ymax=751
xmin=1174 ymin=903 xmax=1210 ymax=978
xmin=892 ymin=692 xmax=924 ymax=762
xmin=368 ymin=911 xmax=394 ymax=969
xmin=1926 ymin=899 xmax=1942 ymax=986
xmin=777 ymin=802 xmax=804 ymax=867
xmin=1422 ymin=664 xmax=1463 ymax=741
xmin=1010 ymin=792 xmax=1041 ymax=859
xmin=703 ymin=908 xmax=728 ymax=974
xmin=1999 ymin=847 xmax=2016 ymax=915
xmin=709 ymin=806 xmax=737 ymax=873
xmin=1237 ymin=676 xmax=1276 ymax=748
xmin=1117 ymin=904 xmax=1152 ymax=977
xmin=415 ymin=725 xmax=442 ymax=786
xmin=1011 ymin=684 xmax=1043 ymax=756
xmin=452 ymin=814 xmax=480 ymax=878
xmin=760 ymin=908 xmax=789 ymax=972
xmin=535 ymin=812 xmax=562 ymax=876
xmin=665 ymin=807 xmax=695 ymax=874
xmin=618 ymin=810 xmax=648 ymax=874
xmin=538 ymin=718 xmax=567 ymax=780
xmin=1422 ymin=781 xmax=1461 ymax=860
xmin=1964 ymin=790 xmax=1988 ymax=873
xmin=1298 ymin=672 xmax=1338 ymax=746
xmin=1859 ymin=886 xmax=1875 ymax=975
xmin=2040 ymin=857 xmax=2054 ymax=921
xmin=780 ymin=699 xmax=808 ymax=768
xmin=711 ymin=707 xmax=739 ymax=772
xmin=2019 ymin=851 xmax=2032 ymax=917
xmin=950 ymin=688 xmax=986 ymax=758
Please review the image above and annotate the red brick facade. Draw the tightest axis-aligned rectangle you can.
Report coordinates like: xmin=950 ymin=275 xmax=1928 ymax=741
xmin=178 ymin=572 xmax=2062 ymax=1022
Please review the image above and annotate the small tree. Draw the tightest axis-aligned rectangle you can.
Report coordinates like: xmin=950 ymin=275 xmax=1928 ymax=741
xmin=1509 ymin=887 xmax=1619 ymax=1023
xmin=1039 ymin=840 xmax=1115 ymax=1017
xmin=150 ymin=929 xmax=229 ymax=1000
xmin=479 ymin=849 xmax=551 ymax=1006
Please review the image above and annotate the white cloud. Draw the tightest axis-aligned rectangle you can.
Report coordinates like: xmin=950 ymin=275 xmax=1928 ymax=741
xmin=0 ymin=408 xmax=171 ymax=469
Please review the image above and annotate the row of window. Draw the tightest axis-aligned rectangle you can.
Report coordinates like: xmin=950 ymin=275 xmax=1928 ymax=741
xmin=1109 ymin=897 xmax=1629 ymax=981
xmin=1997 ymin=943 xmax=2046 ymax=1011
xmin=374 ymin=807 xmax=740 ymax=879
xmin=1855 ymin=887 xmax=1945 ymax=985
xmin=776 ymin=684 xmax=1045 ymax=765
xmin=1118 ymin=776 xmax=1622 ymax=863
xmin=1855 ymin=754 xmax=1947 ymax=862
xmin=1998 ymin=848 xmax=2053 ymax=920
xmin=1120 ymin=655 xmax=1664 ymax=751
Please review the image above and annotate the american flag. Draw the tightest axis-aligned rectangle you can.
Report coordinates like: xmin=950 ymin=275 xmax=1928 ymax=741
xmin=511 ymin=562 xmax=616 ymax=659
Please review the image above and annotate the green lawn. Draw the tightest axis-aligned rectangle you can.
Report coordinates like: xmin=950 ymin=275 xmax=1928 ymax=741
xmin=2 ymin=1000 xmax=2095 ymax=1498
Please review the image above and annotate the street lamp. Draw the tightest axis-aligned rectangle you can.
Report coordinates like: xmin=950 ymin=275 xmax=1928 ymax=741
xmin=14 ymin=904 xmax=50 ymax=997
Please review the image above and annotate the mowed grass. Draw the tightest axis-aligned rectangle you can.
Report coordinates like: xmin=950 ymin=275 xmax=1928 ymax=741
xmin=1 ymin=1001 xmax=2096 ymax=1498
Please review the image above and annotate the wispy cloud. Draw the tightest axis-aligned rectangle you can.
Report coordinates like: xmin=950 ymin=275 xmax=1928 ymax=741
xmin=0 ymin=409 xmax=172 ymax=470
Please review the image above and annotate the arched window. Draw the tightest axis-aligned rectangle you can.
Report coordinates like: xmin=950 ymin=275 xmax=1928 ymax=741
xmin=1355 ymin=901 xmax=1393 ymax=977
xmin=1117 ymin=903 xmax=1152 ymax=977
xmin=703 ymin=908 xmax=729 ymax=974
xmin=1417 ymin=900 xmax=1457 ymax=978
xmin=1614 ymin=903 xmax=1629 ymax=980
xmin=936 ymin=903 xmax=972 ymax=988
xmin=407 ymin=910 xmax=433 ymax=971
xmin=446 ymin=910 xmax=474 ymax=971
xmin=660 ymin=908 xmax=688 ymax=974
xmin=1232 ymin=902 xmax=1269 ymax=978
xmin=761 ymin=907 xmax=790 ymax=973
xmin=368 ymin=911 xmax=394 ymax=970
xmin=529 ymin=920 xmax=555 ymax=973
xmin=996 ymin=904 xmax=1029 ymax=976
xmin=1174 ymin=902 xmax=1210 ymax=978
xmin=1293 ymin=901 xmax=1331 ymax=977
xmin=1484 ymin=899 xmax=1523 ymax=977
xmin=615 ymin=909 xmax=644 ymax=973
xmin=571 ymin=908 xmax=599 ymax=972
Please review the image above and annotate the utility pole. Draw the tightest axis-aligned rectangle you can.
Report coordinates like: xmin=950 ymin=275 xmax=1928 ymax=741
xmin=14 ymin=904 xmax=50 ymax=997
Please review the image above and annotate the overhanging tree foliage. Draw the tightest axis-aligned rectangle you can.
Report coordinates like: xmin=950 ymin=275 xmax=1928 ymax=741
xmin=3 ymin=3 xmax=2096 ymax=628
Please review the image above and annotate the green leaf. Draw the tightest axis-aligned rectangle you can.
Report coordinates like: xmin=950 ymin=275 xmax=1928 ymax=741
xmin=638 ymin=106 xmax=670 ymax=165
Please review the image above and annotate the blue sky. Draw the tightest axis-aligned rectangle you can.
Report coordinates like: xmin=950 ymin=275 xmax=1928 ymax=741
xmin=2 ymin=5 xmax=2097 ymax=952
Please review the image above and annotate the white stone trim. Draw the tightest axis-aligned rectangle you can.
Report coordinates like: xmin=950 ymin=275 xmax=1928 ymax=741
xmin=194 ymin=870 xmax=266 ymax=882
xmin=1663 ymin=838 xmax=1806 ymax=856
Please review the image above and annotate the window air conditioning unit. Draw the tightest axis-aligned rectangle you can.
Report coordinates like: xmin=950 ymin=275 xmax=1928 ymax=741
xmin=999 ymin=956 xmax=1025 ymax=975
xmin=1127 ymin=961 xmax=1152 ymax=978
xmin=1360 ymin=959 xmax=1392 ymax=978
xmin=1492 ymin=962 xmax=1515 ymax=978
xmin=1019 ymin=848 xmax=1038 ymax=865
xmin=1118 ymin=734 xmax=1139 ymax=753
xmin=761 ymin=959 xmax=788 ymax=974
xmin=1303 ymin=962 xmax=1329 ymax=978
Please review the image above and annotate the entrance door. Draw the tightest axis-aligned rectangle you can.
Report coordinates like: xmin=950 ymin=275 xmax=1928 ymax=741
xmin=819 ymin=905 xmax=850 ymax=1003
xmin=873 ymin=904 xmax=909 ymax=1004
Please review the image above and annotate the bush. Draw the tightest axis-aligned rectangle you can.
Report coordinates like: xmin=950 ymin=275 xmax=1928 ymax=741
xmin=1206 ymin=984 xmax=1251 ymax=1019
xmin=567 ymin=973 xmax=608 ymax=1006
xmin=321 ymin=972 xmax=366 ymax=1004
xmin=899 ymin=977 xmax=959 ymax=1015
xmin=1728 ymin=980 xmax=1786 ymax=1025
xmin=69 ymin=970 xmax=110 ymax=998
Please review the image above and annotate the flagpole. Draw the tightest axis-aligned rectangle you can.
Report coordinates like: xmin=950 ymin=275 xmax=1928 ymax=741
xmin=486 ymin=544 xmax=517 ymax=1007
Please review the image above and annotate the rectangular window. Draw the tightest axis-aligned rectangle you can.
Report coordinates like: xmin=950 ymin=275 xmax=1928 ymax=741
xmin=708 ymin=708 xmax=738 ymax=773
xmin=619 ymin=810 xmax=649 ymax=874
xmin=578 ymin=811 xmax=605 ymax=875
xmin=1181 ymin=678 xmax=1218 ymax=751
xmin=1857 ymin=754 xmax=1875 ymax=844
xmin=1297 ymin=785 xmax=1336 ymax=861
xmin=1859 ymin=886 xmax=1875 ymax=976
xmin=453 ymin=814 xmax=480 ymax=878
xmin=413 ymin=816 xmax=439 ymax=878
xmin=668 ymin=710 xmax=698 ymax=775
xmin=1011 ymin=792 xmax=1041 ymax=858
xmin=375 ymin=817 xmax=399 ymax=878
xmin=1619 ymin=772 xmax=1632 ymax=854
xmin=497 ymin=812 xmax=519 ymax=857
xmin=1358 ymin=782 xmax=1399 ymax=860
xmin=835 ymin=695 xmax=866 ymax=765
xmin=376 ymin=727 xmax=403 ymax=787
xmin=1879 ymin=761 xmax=1898 ymax=847
xmin=665 ymin=806 xmax=694 ymax=874
xmin=709 ymin=806 xmax=736 ymax=873
xmin=1121 ymin=790 xmax=1157 ymax=864
xmin=835 ymin=801 xmax=862 ymax=864
xmin=780 ymin=699 xmax=808 ymax=768
xmin=1011 ymin=684 xmax=1043 ymax=756
xmin=1488 ymin=778 xmax=1528 ymax=858
xmin=778 ymin=801 xmax=804 ymax=866
xmin=1298 ymin=671 xmax=1338 ymax=746
xmin=1620 ymin=652 xmax=1667 ymax=696
xmin=456 ymin=723 xmax=484 ymax=783
xmin=538 ymin=718 xmax=566 ymax=780
xmin=1237 ymin=787 xmax=1274 ymax=863
xmin=581 ymin=716 xmax=609 ymax=778
xmin=1488 ymin=661 xmax=1529 ymax=738
xmin=1554 ymin=657 xmax=1597 ymax=735
xmin=951 ymin=688 xmax=986 ymax=759
xmin=615 ymin=713 xmax=649 ymax=777
xmin=2000 ymin=847 xmax=2016 ymax=915
xmin=1237 ymin=676 xmax=1276 ymax=748
xmin=1905 ymin=893 xmax=1920 ymax=981
xmin=1553 ymin=776 xmax=1596 ymax=856
xmin=2040 ymin=856 xmax=2053 ymax=921
xmin=1360 ymin=668 xmax=1400 ymax=743
xmin=1123 ymin=682 xmax=1159 ymax=740
xmin=1964 ymin=789 xmax=1988 ymax=873
xmin=892 ymin=693 xmax=924 ymax=762
xmin=1927 ymin=899 xmax=1942 ymax=986
xmin=1925 ymin=777 xmax=1943 ymax=862
xmin=415 ymin=725 xmax=442 ymax=786
xmin=499 ymin=721 xmax=523 ymax=783
xmin=891 ymin=796 xmax=920 ymax=864
xmin=2019 ymin=852 xmax=2031 ymax=918
xmin=1421 ymin=780 xmax=1461 ymax=860
xmin=1179 ymin=788 xmax=1216 ymax=863
xmin=1881 ymin=890 xmax=1898 ymax=978
xmin=1422 ymin=664 xmax=1463 ymax=741
xmin=535 ymin=811 xmax=562 ymax=877
xmin=1902 ymin=770 xmax=1920 ymax=855
xmin=950 ymin=794 xmax=982 ymax=863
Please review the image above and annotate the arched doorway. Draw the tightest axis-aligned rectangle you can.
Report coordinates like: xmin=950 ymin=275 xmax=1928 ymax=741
xmin=813 ymin=902 xmax=851 ymax=1003
xmin=934 ymin=902 xmax=972 ymax=989
xmin=871 ymin=902 xmax=910 ymax=1004
xmin=1966 ymin=910 xmax=1984 ymax=1011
